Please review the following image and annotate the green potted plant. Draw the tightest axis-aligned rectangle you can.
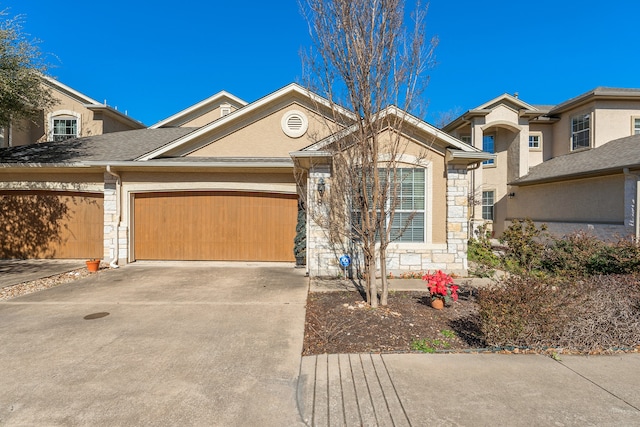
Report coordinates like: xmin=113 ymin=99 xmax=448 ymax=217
xmin=422 ymin=270 xmax=458 ymax=309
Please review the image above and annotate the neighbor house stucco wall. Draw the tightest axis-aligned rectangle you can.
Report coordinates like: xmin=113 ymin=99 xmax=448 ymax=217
xmin=509 ymin=174 xmax=625 ymax=223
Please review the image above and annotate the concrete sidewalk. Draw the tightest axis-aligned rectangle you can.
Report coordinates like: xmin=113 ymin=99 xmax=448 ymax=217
xmin=298 ymin=353 xmax=640 ymax=426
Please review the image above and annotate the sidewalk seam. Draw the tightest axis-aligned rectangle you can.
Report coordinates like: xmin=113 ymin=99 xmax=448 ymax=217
xmin=557 ymin=359 xmax=640 ymax=412
xmin=380 ymin=355 xmax=413 ymax=426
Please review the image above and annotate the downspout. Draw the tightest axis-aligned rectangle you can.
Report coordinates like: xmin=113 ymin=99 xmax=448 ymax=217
xmin=106 ymin=165 xmax=121 ymax=268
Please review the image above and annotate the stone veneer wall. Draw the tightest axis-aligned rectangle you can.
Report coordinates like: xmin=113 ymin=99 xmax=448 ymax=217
xmin=306 ymin=164 xmax=470 ymax=277
xmin=103 ymin=172 xmax=128 ymax=265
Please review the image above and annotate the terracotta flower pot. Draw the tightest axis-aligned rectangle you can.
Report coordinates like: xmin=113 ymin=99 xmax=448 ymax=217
xmin=431 ymin=298 xmax=444 ymax=310
xmin=86 ymin=260 xmax=100 ymax=272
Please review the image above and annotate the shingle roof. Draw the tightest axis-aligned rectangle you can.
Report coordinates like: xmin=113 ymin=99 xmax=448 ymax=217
xmin=0 ymin=128 xmax=195 ymax=164
xmin=512 ymin=134 xmax=640 ymax=185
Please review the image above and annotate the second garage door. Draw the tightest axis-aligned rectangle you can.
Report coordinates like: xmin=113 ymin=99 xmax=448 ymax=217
xmin=133 ymin=191 xmax=298 ymax=262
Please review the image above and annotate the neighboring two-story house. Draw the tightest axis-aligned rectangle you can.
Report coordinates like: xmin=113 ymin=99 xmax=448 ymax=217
xmin=443 ymin=87 xmax=640 ymax=240
xmin=0 ymin=76 xmax=144 ymax=148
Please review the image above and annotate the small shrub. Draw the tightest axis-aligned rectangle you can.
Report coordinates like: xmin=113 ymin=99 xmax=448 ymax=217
xmin=499 ymin=219 xmax=549 ymax=274
xmin=541 ymin=231 xmax=604 ymax=277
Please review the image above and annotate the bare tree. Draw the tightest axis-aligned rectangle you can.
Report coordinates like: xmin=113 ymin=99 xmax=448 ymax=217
xmin=301 ymin=0 xmax=438 ymax=306
xmin=0 ymin=9 xmax=55 ymax=144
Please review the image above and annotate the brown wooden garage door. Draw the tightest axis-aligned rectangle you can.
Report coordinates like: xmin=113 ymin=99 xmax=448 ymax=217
xmin=133 ymin=191 xmax=298 ymax=262
xmin=0 ymin=190 xmax=104 ymax=259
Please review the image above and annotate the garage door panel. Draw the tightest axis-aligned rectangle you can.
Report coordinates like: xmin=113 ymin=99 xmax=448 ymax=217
xmin=0 ymin=191 xmax=103 ymax=259
xmin=134 ymin=191 xmax=297 ymax=262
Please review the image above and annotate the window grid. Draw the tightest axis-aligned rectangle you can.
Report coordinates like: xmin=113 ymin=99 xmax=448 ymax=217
xmin=390 ymin=168 xmax=425 ymax=242
xmin=351 ymin=168 xmax=426 ymax=243
xmin=482 ymin=135 xmax=495 ymax=165
xmin=482 ymin=191 xmax=494 ymax=221
xmin=529 ymin=135 xmax=540 ymax=149
xmin=634 ymin=118 xmax=640 ymax=135
xmin=571 ymin=114 xmax=590 ymax=150
xmin=53 ymin=118 xmax=77 ymax=142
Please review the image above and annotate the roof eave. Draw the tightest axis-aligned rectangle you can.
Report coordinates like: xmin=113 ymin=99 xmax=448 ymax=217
xmin=446 ymin=149 xmax=495 ymax=165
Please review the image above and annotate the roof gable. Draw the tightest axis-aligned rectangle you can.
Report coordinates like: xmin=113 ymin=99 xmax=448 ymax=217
xmin=137 ymin=83 xmax=355 ymax=161
xmin=475 ymin=93 xmax=537 ymax=112
xmin=150 ymin=91 xmax=247 ymax=129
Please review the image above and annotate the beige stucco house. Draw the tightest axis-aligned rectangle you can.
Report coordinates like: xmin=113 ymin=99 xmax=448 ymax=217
xmin=0 ymin=83 xmax=489 ymax=276
xmin=443 ymin=87 xmax=640 ymax=240
xmin=1 ymin=77 xmax=144 ymax=148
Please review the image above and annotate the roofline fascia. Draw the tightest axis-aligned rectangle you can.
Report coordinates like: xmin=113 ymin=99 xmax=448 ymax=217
xmin=42 ymin=76 xmax=102 ymax=105
xmin=510 ymin=166 xmax=636 ymax=186
xmin=87 ymin=160 xmax=294 ymax=169
xmin=548 ymin=89 xmax=640 ymax=115
xmin=83 ymin=104 xmax=146 ymax=127
xmin=289 ymin=151 xmax=332 ymax=158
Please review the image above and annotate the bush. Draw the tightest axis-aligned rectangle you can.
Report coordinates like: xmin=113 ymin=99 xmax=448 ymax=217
xmin=499 ymin=219 xmax=549 ymax=274
xmin=467 ymin=224 xmax=500 ymax=277
xmin=478 ymin=273 xmax=640 ymax=351
xmin=541 ymin=233 xmax=640 ymax=277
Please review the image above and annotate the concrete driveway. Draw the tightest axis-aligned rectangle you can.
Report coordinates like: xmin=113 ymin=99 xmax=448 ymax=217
xmin=0 ymin=263 xmax=308 ymax=426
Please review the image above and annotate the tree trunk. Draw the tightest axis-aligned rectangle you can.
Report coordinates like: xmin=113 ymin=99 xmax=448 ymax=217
xmin=368 ymin=256 xmax=378 ymax=307
xmin=379 ymin=249 xmax=388 ymax=306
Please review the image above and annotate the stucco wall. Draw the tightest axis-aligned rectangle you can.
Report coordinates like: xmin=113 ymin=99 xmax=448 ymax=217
xmin=187 ymin=102 xmax=337 ymax=158
xmin=509 ymin=174 xmax=625 ymax=223
xmin=593 ymin=100 xmax=640 ymax=146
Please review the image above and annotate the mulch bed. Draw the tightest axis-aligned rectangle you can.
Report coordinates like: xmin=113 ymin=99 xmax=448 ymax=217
xmin=302 ymin=287 xmax=486 ymax=356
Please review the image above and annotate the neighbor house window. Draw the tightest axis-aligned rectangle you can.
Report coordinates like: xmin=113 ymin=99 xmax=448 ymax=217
xmin=482 ymin=191 xmax=494 ymax=221
xmin=571 ymin=113 xmax=590 ymax=150
xmin=352 ymin=168 xmax=426 ymax=243
xmin=482 ymin=135 xmax=495 ymax=165
xmin=461 ymin=135 xmax=472 ymax=145
xmin=52 ymin=117 xmax=78 ymax=141
xmin=529 ymin=134 xmax=541 ymax=149
xmin=633 ymin=117 xmax=640 ymax=135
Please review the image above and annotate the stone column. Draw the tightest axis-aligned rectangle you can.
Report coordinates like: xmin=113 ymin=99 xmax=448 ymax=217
xmin=307 ymin=165 xmax=336 ymax=277
xmin=103 ymin=172 xmax=118 ymax=262
xmin=446 ymin=164 xmax=470 ymax=273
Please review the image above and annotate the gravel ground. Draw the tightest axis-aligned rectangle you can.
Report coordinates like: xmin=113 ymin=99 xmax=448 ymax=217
xmin=0 ymin=267 xmax=100 ymax=301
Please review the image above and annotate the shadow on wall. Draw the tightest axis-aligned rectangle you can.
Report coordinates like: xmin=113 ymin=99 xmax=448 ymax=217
xmin=0 ymin=192 xmax=71 ymax=258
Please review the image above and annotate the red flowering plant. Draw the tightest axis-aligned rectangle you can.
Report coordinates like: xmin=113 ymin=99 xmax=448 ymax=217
xmin=422 ymin=270 xmax=459 ymax=305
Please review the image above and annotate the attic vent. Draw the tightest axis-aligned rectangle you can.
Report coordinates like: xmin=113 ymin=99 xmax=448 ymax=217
xmin=281 ymin=110 xmax=309 ymax=138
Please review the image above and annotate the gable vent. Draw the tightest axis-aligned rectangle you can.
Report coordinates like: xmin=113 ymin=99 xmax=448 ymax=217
xmin=281 ymin=110 xmax=309 ymax=138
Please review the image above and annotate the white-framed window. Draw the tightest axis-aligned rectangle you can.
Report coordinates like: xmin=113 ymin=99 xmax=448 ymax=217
xmin=389 ymin=168 xmax=426 ymax=242
xmin=461 ymin=135 xmax=472 ymax=145
xmin=220 ymin=104 xmax=231 ymax=117
xmin=352 ymin=167 xmax=426 ymax=243
xmin=529 ymin=133 xmax=542 ymax=150
xmin=52 ymin=118 xmax=78 ymax=141
xmin=633 ymin=117 xmax=640 ymax=135
xmin=571 ymin=113 xmax=590 ymax=150
xmin=482 ymin=190 xmax=494 ymax=221
xmin=48 ymin=110 xmax=81 ymax=142
xmin=482 ymin=135 xmax=495 ymax=165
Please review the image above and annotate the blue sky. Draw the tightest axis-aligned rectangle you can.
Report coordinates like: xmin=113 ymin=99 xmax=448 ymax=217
xmin=10 ymin=0 xmax=639 ymax=126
